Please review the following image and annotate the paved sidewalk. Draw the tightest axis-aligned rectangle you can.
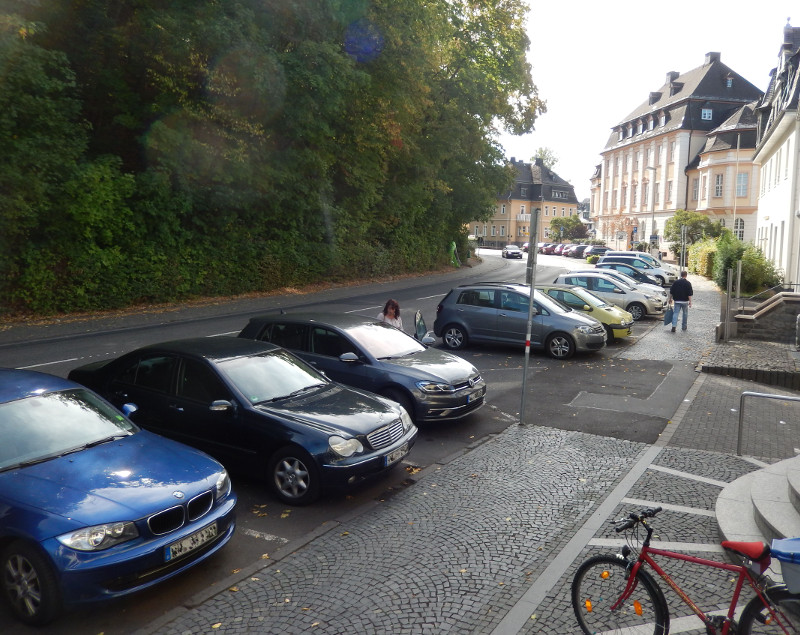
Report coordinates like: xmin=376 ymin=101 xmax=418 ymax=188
xmin=135 ymin=273 xmax=800 ymax=635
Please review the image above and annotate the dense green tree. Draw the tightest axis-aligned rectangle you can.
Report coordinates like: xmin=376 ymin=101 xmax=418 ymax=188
xmin=532 ymin=147 xmax=558 ymax=169
xmin=549 ymin=215 xmax=586 ymax=241
xmin=663 ymin=209 xmax=723 ymax=257
xmin=1 ymin=0 xmax=543 ymax=314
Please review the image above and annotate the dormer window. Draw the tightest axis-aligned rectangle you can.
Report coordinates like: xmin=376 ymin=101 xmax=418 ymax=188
xmin=726 ymin=74 xmax=734 ymax=88
xmin=648 ymin=117 xmax=654 ymax=130
xmin=659 ymin=112 xmax=666 ymax=126
xmin=637 ymin=121 xmax=644 ymax=135
xmin=520 ymin=187 xmax=527 ymax=197
xmin=701 ymin=108 xmax=713 ymax=121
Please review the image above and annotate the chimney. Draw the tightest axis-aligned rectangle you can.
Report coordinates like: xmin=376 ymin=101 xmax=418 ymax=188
xmin=666 ymin=71 xmax=679 ymax=84
xmin=705 ymin=52 xmax=721 ymax=65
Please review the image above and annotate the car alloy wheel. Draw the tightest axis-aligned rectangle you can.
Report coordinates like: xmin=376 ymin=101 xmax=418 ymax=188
xmin=1 ymin=541 xmax=61 ymax=626
xmin=442 ymin=325 xmax=467 ymax=350
xmin=546 ymin=333 xmax=575 ymax=359
xmin=627 ymin=302 xmax=645 ymax=321
xmin=269 ymin=446 xmax=320 ymax=506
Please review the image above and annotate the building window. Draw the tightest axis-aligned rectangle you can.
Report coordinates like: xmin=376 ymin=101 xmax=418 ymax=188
xmin=701 ymin=175 xmax=708 ymax=199
xmin=669 ymin=141 xmax=675 ymax=161
xmin=734 ymin=218 xmax=744 ymax=240
xmin=692 ymin=178 xmax=699 ymax=201
xmin=561 ymin=207 xmax=565 ymax=216
xmin=491 ymin=226 xmax=496 ymax=236
xmin=637 ymin=121 xmax=643 ymax=134
xmin=634 ymin=152 xmax=640 ymax=171
xmin=701 ymin=108 xmax=712 ymax=120
xmin=645 ymin=148 xmax=650 ymax=166
xmin=621 ymin=186 xmax=627 ymax=207
xmin=475 ymin=225 xmax=480 ymax=236
xmin=632 ymin=184 xmax=638 ymax=205
xmin=623 ymin=155 xmax=627 ymax=172
xmin=714 ymin=174 xmax=723 ymax=197
xmin=656 ymin=145 xmax=662 ymax=165
xmin=726 ymin=77 xmax=733 ymax=88
xmin=520 ymin=188 xmax=527 ymax=197
xmin=648 ymin=118 xmax=654 ymax=130
xmin=544 ymin=206 xmax=549 ymax=216
xmin=654 ymin=182 xmax=660 ymax=204
xmin=553 ymin=191 xmax=568 ymax=199
xmin=520 ymin=205 xmax=526 ymax=215
xmin=501 ymin=204 xmax=506 ymax=214
xmin=660 ymin=113 xmax=666 ymax=126
xmin=666 ymin=180 xmax=673 ymax=202
xmin=643 ymin=183 xmax=649 ymax=207
xmin=736 ymin=172 xmax=748 ymax=197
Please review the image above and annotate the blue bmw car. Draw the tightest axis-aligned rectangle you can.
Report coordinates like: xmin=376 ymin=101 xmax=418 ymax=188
xmin=0 ymin=369 xmax=237 ymax=625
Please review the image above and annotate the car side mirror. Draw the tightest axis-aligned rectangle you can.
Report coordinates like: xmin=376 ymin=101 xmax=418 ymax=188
xmin=210 ymin=400 xmax=236 ymax=413
xmin=339 ymin=352 xmax=360 ymax=363
xmin=530 ymin=306 xmax=538 ymax=316
xmin=122 ymin=403 xmax=138 ymax=417
xmin=583 ymin=305 xmax=591 ymax=311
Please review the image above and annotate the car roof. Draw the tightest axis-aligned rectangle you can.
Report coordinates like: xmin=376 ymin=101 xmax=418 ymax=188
xmin=246 ymin=312 xmax=385 ymax=330
xmin=136 ymin=337 xmax=281 ymax=361
xmin=0 ymin=368 xmax=80 ymax=403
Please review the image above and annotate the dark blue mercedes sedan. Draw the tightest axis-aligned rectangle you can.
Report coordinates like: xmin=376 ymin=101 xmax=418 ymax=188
xmin=0 ymin=369 xmax=237 ymax=626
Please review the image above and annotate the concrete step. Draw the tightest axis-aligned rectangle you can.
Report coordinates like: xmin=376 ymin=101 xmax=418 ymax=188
xmin=716 ymin=456 xmax=800 ymax=546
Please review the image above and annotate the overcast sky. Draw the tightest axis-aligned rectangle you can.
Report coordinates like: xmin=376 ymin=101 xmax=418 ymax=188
xmin=497 ymin=2 xmax=795 ymax=201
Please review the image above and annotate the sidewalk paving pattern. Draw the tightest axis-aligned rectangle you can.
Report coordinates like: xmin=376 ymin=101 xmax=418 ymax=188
xmin=125 ymin=271 xmax=800 ymax=635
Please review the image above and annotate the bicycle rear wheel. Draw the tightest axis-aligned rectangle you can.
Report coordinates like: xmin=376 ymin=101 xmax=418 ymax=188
xmin=572 ymin=554 xmax=669 ymax=635
xmin=739 ymin=587 xmax=800 ymax=633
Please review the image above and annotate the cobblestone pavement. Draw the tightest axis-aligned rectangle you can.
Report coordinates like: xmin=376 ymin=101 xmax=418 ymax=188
xmin=141 ymin=273 xmax=800 ymax=635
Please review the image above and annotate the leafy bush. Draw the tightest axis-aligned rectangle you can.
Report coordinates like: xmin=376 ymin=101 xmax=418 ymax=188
xmin=586 ymin=255 xmax=599 ymax=264
xmin=712 ymin=232 xmax=782 ymax=294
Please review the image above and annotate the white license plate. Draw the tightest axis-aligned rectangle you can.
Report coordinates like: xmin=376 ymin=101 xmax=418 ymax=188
xmin=467 ymin=387 xmax=485 ymax=403
xmin=165 ymin=522 xmax=218 ymax=562
xmin=384 ymin=443 xmax=408 ymax=466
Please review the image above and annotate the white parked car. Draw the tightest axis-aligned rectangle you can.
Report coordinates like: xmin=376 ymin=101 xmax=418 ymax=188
xmin=571 ymin=269 xmax=668 ymax=301
xmin=596 ymin=254 xmax=676 ymax=286
xmin=552 ymin=271 xmax=664 ymax=321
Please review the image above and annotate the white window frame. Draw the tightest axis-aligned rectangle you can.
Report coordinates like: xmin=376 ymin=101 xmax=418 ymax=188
xmin=736 ymin=172 xmax=748 ymax=197
xmin=701 ymin=108 xmax=713 ymax=120
xmin=734 ymin=218 xmax=744 ymax=240
xmin=714 ymin=174 xmax=723 ymax=197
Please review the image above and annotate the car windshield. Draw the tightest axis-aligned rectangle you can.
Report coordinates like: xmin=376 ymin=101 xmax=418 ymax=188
xmin=346 ymin=322 xmax=426 ymax=359
xmin=572 ymin=289 xmax=611 ymax=308
xmin=0 ymin=389 xmax=136 ymax=471
xmin=218 ymin=349 xmax=327 ymax=404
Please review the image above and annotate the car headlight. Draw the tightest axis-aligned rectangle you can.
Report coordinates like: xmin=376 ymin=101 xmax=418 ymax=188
xmin=416 ymin=381 xmax=455 ymax=393
xmin=57 ymin=521 xmax=139 ymax=552
xmin=645 ymin=295 xmax=658 ymax=302
xmin=400 ymin=408 xmax=414 ymax=432
xmin=576 ymin=325 xmax=594 ymax=334
xmin=215 ymin=470 xmax=231 ymax=500
xmin=329 ymin=435 xmax=364 ymax=458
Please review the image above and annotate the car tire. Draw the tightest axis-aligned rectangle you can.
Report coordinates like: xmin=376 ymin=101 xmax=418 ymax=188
xmin=268 ymin=446 xmax=321 ymax=506
xmin=627 ymin=302 xmax=646 ymax=321
xmin=545 ymin=333 xmax=575 ymax=359
xmin=655 ymin=275 xmax=665 ymax=285
xmin=604 ymin=324 xmax=616 ymax=344
xmin=381 ymin=388 xmax=416 ymax=423
xmin=442 ymin=324 xmax=467 ymax=350
xmin=1 ymin=540 xmax=62 ymax=626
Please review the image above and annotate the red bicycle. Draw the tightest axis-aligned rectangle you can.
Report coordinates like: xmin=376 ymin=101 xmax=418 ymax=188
xmin=571 ymin=507 xmax=800 ymax=634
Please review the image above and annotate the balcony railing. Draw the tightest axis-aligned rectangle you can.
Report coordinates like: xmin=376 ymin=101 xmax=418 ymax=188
xmin=516 ymin=214 xmax=531 ymax=222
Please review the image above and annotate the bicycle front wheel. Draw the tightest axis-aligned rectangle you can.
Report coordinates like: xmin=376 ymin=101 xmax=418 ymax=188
xmin=572 ymin=554 xmax=669 ymax=635
xmin=739 ymin=587 xmax=800 ymax=633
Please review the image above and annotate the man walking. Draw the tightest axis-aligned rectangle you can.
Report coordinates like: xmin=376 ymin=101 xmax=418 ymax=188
xmin=669 ymin=270 xmax=693 ymax=332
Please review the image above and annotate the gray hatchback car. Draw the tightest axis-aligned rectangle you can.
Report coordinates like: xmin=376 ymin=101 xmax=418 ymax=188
xmin=432 ymin=282 xmax=606 ymax=358
xmin=238 ymin=313 xmax=486 ymax=424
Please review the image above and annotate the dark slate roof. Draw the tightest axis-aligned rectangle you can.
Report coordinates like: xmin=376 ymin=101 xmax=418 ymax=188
xmin=698 ymin=101 xmax=758 ymax=155
xmin=755 ymin=24 xmax=800 ymax=153
xmin=500 ymin=158 xmax=578 ymax=205
xmin=604 ymin=52 xmax=763 ymax=150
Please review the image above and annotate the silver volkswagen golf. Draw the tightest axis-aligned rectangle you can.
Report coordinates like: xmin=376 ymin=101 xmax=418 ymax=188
xmin=432 ymin=282 xmax=606 ymax=359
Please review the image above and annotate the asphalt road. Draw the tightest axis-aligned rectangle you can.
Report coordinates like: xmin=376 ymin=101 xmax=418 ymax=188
xmin=0 ymin=251 xmax=684 ymax=634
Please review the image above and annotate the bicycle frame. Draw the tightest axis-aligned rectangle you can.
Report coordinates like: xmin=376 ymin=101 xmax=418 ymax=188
xmin=613 ymin=543 xmax=790 ymax=634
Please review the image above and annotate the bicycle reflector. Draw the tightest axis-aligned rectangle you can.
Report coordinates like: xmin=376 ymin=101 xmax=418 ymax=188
xmin=634 ymin=600 xmax=643 ymax=616
xmin=584 ymin=599 xmax=593 ymax=612
xmin=601 ymin=570 xmax=610 ymax=579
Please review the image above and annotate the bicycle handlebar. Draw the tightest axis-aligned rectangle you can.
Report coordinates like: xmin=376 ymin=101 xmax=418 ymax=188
xmin=614 ymin=506 xmax=663 ymax=532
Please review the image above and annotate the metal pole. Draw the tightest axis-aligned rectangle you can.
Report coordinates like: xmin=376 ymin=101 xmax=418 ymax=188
xmin=736 ymin=260 xmax=743 ymax=311
xmin=520 ymin=207 xmax=540 ymax=424
xmin=724 ymin=268 xmax=733 ymax=342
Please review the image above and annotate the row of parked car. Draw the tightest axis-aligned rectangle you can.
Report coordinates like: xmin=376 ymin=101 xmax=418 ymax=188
xmin=537 ymin=243 xmax=611 ymax=259
xmin=0 ymin=260 xmax=678 ymax=624
xmin=0 ymin=309 xmax=490 ymax=625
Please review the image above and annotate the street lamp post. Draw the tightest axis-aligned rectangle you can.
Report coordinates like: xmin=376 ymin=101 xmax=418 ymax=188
xmin=645 ymin=165 xmax=656 ymax=256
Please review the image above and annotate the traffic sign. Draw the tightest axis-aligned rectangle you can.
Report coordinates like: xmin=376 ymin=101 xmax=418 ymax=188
xmin=632 ymin=227 xmax=638 ymax=234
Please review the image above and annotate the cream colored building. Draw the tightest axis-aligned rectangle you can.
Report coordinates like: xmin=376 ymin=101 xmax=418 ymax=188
xmin=478 ymin=158 xmax=579 ymax=248
xmin=591 ymin=52 xmax=763 ymax=254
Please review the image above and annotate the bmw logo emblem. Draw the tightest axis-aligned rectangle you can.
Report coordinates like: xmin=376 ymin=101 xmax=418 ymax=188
xmin=173 ymin=491 xmax=185 ymax=499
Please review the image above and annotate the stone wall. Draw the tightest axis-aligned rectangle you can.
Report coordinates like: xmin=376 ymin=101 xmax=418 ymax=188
xmin=733 ymin=293 xmax=800 ymax=343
